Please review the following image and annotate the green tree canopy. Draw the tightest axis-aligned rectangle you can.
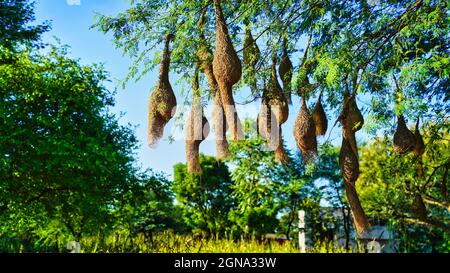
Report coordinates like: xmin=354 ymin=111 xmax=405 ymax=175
xmin=358 ymin=128 xmax=449 ymax=252
xmin=173 ymin=154 xmax=234 ymax=236
xmin=0 ymin=44 xmax=148 ymax=244
xmin=0 ymin=0 xmax=50 ymax=62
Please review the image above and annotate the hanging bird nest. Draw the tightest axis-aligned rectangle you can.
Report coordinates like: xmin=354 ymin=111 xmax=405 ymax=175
xmin=212 ymin=0 xmax=243 ymax=141
xmin=185 ymin=72 xmax=210 ymax=174
xmin=257 ymin=56 xmax=289 ymax=163
xmin=340 ymin=94 xmax=363 ymax=156
xmin=197 ymin=31 xmax=230 ymax=160
xmin=148 ymin=33 xmax=177 ymax=147
xmin=339 ymin=137 xmax=360 ymax=185
xmin=257 ymin=98 xmax=273 ymax=143
xmin=294 ymin=96 xmax=317 ymax=162
xmin=243 ymin=23 xmax=260 ymax=69
xmin=274 ymin=127 xmax=289 ymax=164
xmin=312 ymin=93 xmax=328 ymax=136
xmin=257 ymin=105 xmax=289 ymax=164
xmin=278 ymin=40 xmax=293 ymax=105
xmin=393 ymin=115 xmax=416 ymax=155
xmin=343 ymin=94 xmax=364 ymax=133
xmin=243 ymin=24 xmax=260 ymax=95
xmin=413 ymin=118 xmax=425 ymax=157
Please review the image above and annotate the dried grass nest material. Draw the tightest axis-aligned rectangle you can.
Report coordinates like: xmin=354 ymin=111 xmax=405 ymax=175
xmin=243 ymin=25 xmax=260 ymax=94
xmin=344 ymin=94 xmax=364 ymax=133
xmin=278 ymin=44 xmax=293 ymax=105
xmin=341 ymin=94 xmax=364 ymax=156
xmin=393 ymin=115 xmax=416 ymax=155
xmin=294 ymin=97 xmax=317 ymax=162
xmin=197 ymin=35 xmax=230 ymax=160
xmin=311 ymin=94 xmax=328 ymax=136
xmin=185 ymin=74 xmax=210 ymax=174
xmin=243 ymin=25 xmax=260 ymax=69
xmin=148 ymin=33 xmax=177 ymax=147
xmin=339 ymin=137 xmax=360 ymax=184
xmin=413 ymin=118 xmax=425 ymax=157
xmin=257 ymin=58 xmax=289 ymax=163
xmin=212 ymin=0 xmax=243 ymax=141
xmin=274 ymin=128 xmax=290 ymax=164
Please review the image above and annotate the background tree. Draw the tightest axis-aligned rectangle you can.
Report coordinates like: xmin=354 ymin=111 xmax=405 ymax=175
xmin=0 ymin=44 xmax=138 ymax=246
xmin=357 ymin=128 xmax=449 ymax=252
xmin=0 ymin=0 xmax=50 ymax=62
xmin=112 ymin=171 xmax=179 ymax=244
xmin=226 ymin=120 xmax=287 ymax=238
xmin=173 ymin=154 xmax=234 ymax=237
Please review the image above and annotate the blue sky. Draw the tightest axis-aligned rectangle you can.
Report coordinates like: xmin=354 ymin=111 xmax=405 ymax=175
xmin=34 ymin=0 xmax=347 ymax=178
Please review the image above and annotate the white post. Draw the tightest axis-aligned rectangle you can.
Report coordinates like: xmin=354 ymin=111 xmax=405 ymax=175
xmin=298 ymin=210 xmax=306 ymax=253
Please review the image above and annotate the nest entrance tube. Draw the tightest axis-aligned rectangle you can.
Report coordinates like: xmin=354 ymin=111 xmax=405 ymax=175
xmin=148 ymin=33 xmax=177 ymax=147
xmin=294 ymin=96 xmax=317 ymax=163
xmin=185 ymin=72 xmax=210 ymax=174
xmin=393 ymin=115 xmax=416 ymax=155
xmin=212 ymin=0 xmax=243 ymax=141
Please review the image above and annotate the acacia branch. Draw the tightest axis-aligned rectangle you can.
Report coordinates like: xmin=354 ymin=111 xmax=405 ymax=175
xmin=352 ymin=0 xmax=424 ymax=96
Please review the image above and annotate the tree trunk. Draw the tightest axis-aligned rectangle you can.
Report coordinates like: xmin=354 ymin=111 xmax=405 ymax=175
xmin=343 ymin=182 xmax=371 ymax=236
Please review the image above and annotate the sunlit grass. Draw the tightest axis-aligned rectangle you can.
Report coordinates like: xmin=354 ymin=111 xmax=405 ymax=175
xmin=1 ymin=231 xmax=364 ymax=253
xmin=74 ymin=232 xmax=362 ymax=253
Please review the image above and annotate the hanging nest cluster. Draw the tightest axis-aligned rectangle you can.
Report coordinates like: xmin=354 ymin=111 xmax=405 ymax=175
xmin=185 ymin=72 xmax=210 ymax=174
xmin=197 ymin=24 xmax=230 ymax=160
xmin=257 ymin=55 xmax=289 ymax=163
xmin=243 ymin=22 xmax=260 ymax=94
xmin=393 ymin=115 xmax=416 ymax=155
xmin=311 ymin=93 xmax=328 ymax=136
xmin=294 ymin=96 xmax=317 ymax=162
xmin=148 ymin=33 xmax=177 ymax=147
xmin=278 ymin=40 xmax=293 ymax=105
xmin=339 ymin=93 xmax=364 ymax=184
xmin=212 ymin=0 xmax=243 ymax=141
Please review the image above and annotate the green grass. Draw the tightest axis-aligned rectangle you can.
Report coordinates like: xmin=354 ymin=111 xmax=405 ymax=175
xmin=59 ymin=232 xmax=363 ymax=253
xmin=1 ymin=231 xmax=364 ymax=253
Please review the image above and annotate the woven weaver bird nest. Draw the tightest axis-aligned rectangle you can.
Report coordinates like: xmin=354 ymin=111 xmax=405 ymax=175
xmin=185 ymin=72 xmax=210 ymax=174
xmin=294 ymin=96 xmax=317 ymax=162
xmin=257 ymin=56 xmax=289 ymax=163
xmin=339 ymin=137 xmax=360 ymax=185
xmin=197 ymin=32 xmax=230 ymax=160
xmin=243 ymin=24 xmax=260 ymax=94
xmin=340 ymin=94 xmax=364 ymax=156
xmin=278 ymin=41 xmax=293 ymax=105
xmin=212 ymin=0 xmax=243 ymax=141
xmin=148 ymin=33 xmax=177 ymax=147
xmin=311 ymin=93 xmax=328 ymax=136
xmin=393 ymin=115 xmax=416 ymax=155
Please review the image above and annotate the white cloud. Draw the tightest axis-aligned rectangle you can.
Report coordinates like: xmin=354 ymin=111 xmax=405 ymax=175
xmin=66 ymin=0 xmax=81 ymax=5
